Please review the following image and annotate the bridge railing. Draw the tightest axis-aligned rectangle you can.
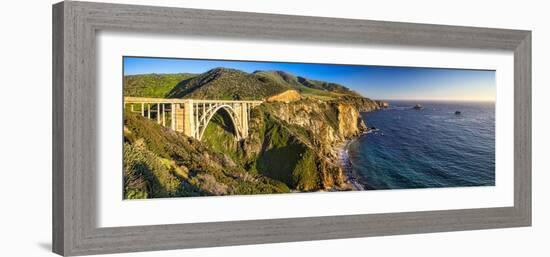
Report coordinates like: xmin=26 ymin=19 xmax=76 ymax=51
xmin=124 ymin=97 xmax=263 ymax=104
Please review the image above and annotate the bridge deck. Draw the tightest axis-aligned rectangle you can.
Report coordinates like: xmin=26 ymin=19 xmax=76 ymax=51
xmin=124 ymin=97 xmax=263 ymax=104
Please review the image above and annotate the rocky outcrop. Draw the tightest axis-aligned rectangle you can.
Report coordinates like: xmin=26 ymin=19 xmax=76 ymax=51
xmin=337 ymin=103 xmax=368 ymax=138
xmin=239 ymin=98 xmax=370 ymax=191
xmin=337 ymin=95 xmax=383 ymax=112
xmin=266 ymin=89 xmax=301 ymax=103
xmin=261 ymin=99 xmax=367 ymax=144
xmin=376 ymin=100 xmax=389 ymax=108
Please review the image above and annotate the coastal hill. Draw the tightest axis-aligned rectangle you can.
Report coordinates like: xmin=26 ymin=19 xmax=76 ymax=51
xmin=124 ymin=67 xmax=363 ymax=100
xmin=166 ymin=68 xmax=289 ymax=100
xmin=123 ymin=68 xmax=386 ymax=199
xmin=253 ymin=70 xmax=362 ymax=100
xmin=123 ymin=73 xmax=195 ymax=98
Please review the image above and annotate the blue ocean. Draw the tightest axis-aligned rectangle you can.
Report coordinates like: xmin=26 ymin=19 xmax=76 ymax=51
xmin=347 ymin=101 xmax=495 ymax=190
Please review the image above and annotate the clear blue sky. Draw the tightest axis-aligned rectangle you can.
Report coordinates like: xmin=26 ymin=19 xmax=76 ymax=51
xmin=124 ymin=57 xmax=495 ymax=101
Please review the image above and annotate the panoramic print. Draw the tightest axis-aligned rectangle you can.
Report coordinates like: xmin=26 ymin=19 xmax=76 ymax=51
xmin=122 ymin=57 xmax=496 ymax=199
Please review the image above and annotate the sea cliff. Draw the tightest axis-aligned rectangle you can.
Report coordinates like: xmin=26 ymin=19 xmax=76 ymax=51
xmin=200 ymin=97 xmax=384 ymax=192
xmin=253 ymin=99 xmax=368 ymax=190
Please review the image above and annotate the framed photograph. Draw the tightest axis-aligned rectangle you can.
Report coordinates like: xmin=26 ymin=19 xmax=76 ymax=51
xmin=52 ymin=1 xmax=531 ymax=256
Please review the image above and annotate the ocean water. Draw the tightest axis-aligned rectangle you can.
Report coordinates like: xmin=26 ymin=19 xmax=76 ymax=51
xmin=347 ymin=101 xmax=495 ymax=190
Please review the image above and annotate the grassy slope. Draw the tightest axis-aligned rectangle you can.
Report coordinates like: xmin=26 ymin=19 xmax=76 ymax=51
xmin=124 ymin=73 xmax=197 ymax=98
xmin=254 ymin=70 xmax=358 ymax=100
xmin=123 ymin=112 xmax=290 ymax=199
xmin=297 ymin=76 xmax=361 ymax=97
xmin=124 ymin=69 xmax=362 ymax=101
xmin=254 ymin=111 xmax=319 ymax=191
xmin=167 ymin=68 xmax=291 ymax=100
xmin=201 ymin=110 xmax=243 ymax=162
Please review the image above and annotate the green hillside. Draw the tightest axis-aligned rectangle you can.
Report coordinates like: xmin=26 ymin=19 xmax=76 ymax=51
xmin=123 ymin=73 xmax=196 ymax=98
xmin=253 ymin=109 xmax=320 ymax=190
xmin=254 ymin=70 xmax=361 ymax=100
xmin=124 ymin=68 xmax=362 ymax=101
xmin=166 ymin=68 xmax=291 ymax=100
xmin=297 ymin=76 xmax=361 ymax=96
xmin=123 ymin=111 xmax=290 ymax=199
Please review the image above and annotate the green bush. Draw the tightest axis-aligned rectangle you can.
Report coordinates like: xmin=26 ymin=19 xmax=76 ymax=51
xmin=201 ymin=110 xmax=242 ymax=162
xmin=123 ymin=142 xmax=180 ymax=198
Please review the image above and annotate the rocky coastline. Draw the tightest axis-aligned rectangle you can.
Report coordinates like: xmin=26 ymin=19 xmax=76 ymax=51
xmin=334 ymin=100 xmax=388 ymax=191
xmin=251 ymin=97 xmax=387 ymax=191
xmin=337 ymin=139 xmax=365 ymax=191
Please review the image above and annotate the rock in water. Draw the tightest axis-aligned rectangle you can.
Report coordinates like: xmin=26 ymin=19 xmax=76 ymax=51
xmin=455 ymin=111 xmax=461 ymax=115
xmin=375 ymin=100 xmax=389 ymax=108
xmin=413 ymin=104 xmax=423 ymax=110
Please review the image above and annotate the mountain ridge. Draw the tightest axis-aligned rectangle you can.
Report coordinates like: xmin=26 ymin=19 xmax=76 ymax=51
xmin=124 ymin=67 xmax=365 ymax=101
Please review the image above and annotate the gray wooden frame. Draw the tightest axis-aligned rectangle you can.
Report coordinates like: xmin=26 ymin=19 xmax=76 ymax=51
xmin=52 ymin=1 xmax=531 ymax=256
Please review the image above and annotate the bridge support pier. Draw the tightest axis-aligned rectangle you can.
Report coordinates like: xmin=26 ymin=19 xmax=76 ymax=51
xmin=183 ymin=100 xmax=195 ymax=138
xmin=174 ymin=104 xmax=184 ymax=133
xmin=170 ymin=103 xmax=177 ymax=131
xmin=161 ymin=104 xmax=166 ymax=127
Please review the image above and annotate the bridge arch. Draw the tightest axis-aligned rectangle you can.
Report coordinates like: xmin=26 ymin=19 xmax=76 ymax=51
xmin=198 ymin=104 xmax=242 ymax=141
xmin=124 ymin=97 xmax=262 ymax=141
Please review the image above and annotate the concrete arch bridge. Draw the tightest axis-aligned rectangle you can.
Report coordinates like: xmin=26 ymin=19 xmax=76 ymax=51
xmin=124 ymin=97 xmax=262 ymax=141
